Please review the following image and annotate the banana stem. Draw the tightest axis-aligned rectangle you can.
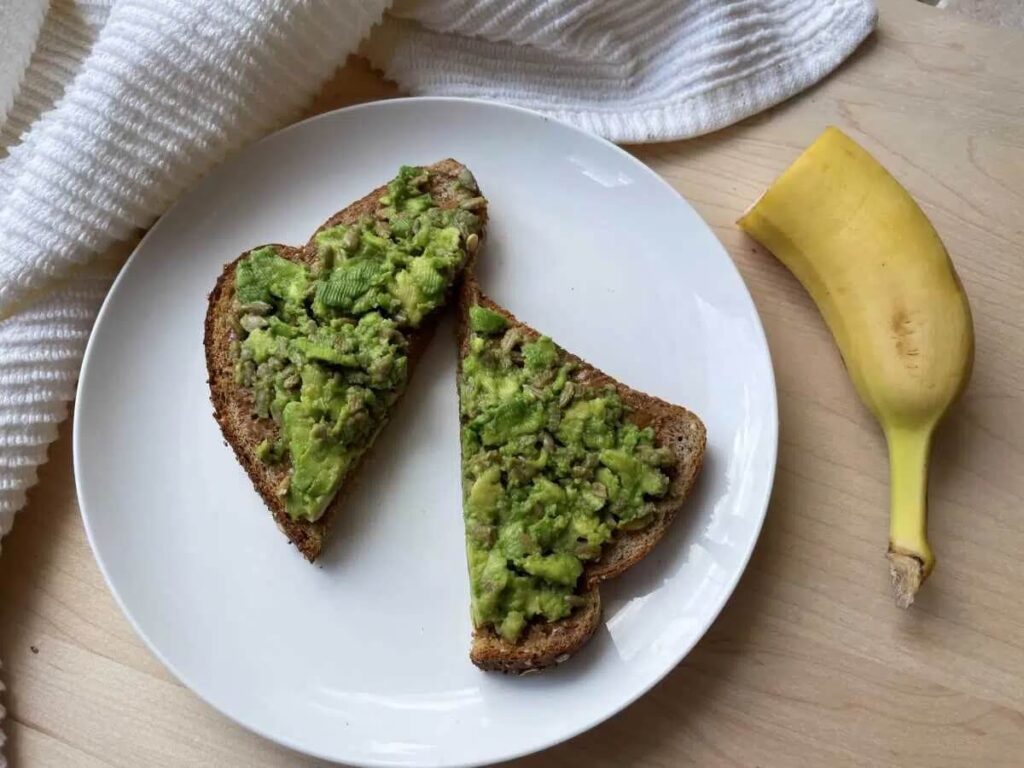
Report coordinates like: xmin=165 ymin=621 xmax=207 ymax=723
xmin=885 ymin=426 xmax=935 ymax=608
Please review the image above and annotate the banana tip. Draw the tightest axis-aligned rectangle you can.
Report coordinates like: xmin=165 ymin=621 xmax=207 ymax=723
xmin=887 ymin=551 xmax=924 ymax=608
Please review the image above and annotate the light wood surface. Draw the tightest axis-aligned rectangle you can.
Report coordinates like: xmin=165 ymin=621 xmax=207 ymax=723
xmin=3 ymin=1 xmax=1023 ymax=765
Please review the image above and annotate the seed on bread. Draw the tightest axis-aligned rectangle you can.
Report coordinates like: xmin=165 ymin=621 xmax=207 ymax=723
xmin=460 ymin=196 xmax=487 ymax=211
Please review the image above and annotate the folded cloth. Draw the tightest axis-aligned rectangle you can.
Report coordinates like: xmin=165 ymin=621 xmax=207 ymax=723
xmin=366 ymin=0 xmax=877 ymax=142
xmin=0 ymin=0 xmax=874 ymax=757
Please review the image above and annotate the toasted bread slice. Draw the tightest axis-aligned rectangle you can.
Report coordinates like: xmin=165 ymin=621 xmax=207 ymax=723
xmin=206 ymin=159 xmax=486 ymax=561
xmin=457 ymin=277 xmax=706 ymax=672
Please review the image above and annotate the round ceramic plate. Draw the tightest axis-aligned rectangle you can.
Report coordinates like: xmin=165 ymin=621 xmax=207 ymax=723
xmin=75 ymin=98 xmax=777 ymax=767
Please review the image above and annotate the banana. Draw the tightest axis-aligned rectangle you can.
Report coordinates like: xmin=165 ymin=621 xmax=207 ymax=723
xmin=737 ymin=127 xmax=973 ymax=607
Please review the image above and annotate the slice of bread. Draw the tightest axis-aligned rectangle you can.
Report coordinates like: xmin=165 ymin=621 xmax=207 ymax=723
xmin=205 ymin=159 xmax=486 ymax=562
xmin=456 ymin=277 xmax=706 ymax=672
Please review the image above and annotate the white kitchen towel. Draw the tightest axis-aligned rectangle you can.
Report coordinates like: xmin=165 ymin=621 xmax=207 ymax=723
xmin=366 ymin=0 xmax=876 ymax=142
xmin=0 ymin=0 xmax=874 ymax=757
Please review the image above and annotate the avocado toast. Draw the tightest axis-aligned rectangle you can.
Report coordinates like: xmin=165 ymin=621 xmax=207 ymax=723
xmin=457 ymin=277 xmax=706 ymax=672
xmin=206 ymin=160 xmax=487 ymax=561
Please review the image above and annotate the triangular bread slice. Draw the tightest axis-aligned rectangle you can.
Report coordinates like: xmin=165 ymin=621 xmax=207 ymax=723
xmin=206 ymin=159 xmax=486 ymax=561
xmin=456 ymin=277 xmax=706 ymax=672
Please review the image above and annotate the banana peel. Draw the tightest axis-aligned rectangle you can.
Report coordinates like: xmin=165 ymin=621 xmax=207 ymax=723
xmin=738 ymin=127 xmax=973 ymax=607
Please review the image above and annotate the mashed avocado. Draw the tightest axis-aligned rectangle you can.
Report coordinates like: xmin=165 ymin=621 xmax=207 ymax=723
xmin=233 ymin=166 xmax=483 ymax=522
xmin=459 ymin=306 xmax=674 ymax=642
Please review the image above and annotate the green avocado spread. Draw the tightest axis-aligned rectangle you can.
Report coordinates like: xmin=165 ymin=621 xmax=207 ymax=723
xmin=459 ymin=305 xmax=674 ymax=643
xmin=232 ymin=165 xmax=484 ymax=522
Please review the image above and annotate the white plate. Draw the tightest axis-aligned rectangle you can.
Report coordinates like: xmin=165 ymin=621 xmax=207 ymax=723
xmin=75 ymin=98 xmax=777 ymax=767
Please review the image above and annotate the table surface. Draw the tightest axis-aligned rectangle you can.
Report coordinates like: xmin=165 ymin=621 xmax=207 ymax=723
xmin=3 ymin=1 xmax=1023 ymax=766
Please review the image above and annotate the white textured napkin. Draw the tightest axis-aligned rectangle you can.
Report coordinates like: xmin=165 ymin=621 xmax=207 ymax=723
xmin=0 ymin=0 xmax=874 ymax=756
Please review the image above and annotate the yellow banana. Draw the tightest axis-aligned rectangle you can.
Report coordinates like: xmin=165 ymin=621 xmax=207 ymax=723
xmin=738 ymin=127 xmax=973 ymax=607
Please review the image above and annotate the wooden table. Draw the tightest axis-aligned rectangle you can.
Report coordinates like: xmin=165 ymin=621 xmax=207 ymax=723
xmin=3 ymin=1 xmax=1022 ymax=765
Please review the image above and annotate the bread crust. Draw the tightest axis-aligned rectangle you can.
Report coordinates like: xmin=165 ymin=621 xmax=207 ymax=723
xmin=456 ymin=277 xmax=706 ymax=672
xmin=205 ymin=159 xmax=485 ymax=561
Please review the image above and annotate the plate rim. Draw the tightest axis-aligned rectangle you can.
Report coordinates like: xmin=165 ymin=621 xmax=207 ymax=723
xmin=73 ymin=96 xmax=778 ymax=767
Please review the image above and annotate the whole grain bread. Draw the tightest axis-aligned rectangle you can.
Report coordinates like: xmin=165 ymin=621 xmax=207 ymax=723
xmin=205 ymin=159 xmax=486 ymax=562
xmin=456 ymin=277 xmax=706 ymax=672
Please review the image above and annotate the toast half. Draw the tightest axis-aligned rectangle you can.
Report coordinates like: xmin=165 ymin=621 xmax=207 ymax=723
xmin=457 ymin=277 xmax=706 ymax=672
xmin=206 ymin=160 xmax=486 ymax=561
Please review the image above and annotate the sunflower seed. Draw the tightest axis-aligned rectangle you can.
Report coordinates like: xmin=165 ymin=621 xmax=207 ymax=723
xmin=558 ymin=381 xmax=576 ymax=408
xmin=238 ymin=300 xmax=272 ymax=316
xmin=342 ymin=227 xmax=360 ymax=251
xmin=460 ymin=196 xmax=486 ymax=211
xmin=457 ymin=167 xmax=478 ymax=192
xmin=240 ymin=314 xmax=268 ymax=332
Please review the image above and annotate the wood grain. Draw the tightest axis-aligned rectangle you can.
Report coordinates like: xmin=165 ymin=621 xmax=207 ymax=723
xmin=2 ymin=1 xmax=1022 ymax=765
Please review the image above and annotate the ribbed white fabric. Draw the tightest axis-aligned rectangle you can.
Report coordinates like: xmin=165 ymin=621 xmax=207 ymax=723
xmin=0 ymin=2 xmax=114 ymax=545
xmin=0 ymin=0 xmax=875 ymax=759
xmin=367 ymin=0 xmax=876 ymax=142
